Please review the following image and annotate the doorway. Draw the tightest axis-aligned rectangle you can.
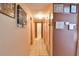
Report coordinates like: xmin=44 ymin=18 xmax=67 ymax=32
xmin=35 ymin=22 xmax=43 ymax=39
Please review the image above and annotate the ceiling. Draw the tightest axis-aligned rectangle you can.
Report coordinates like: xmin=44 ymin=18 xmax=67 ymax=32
xmin=20 ymin=3 xmax=53 ymax=19
xmin=25 ymin=3 xmax=53 ymax=18
xmin=25 ymin=3 xmax=52 ymax=13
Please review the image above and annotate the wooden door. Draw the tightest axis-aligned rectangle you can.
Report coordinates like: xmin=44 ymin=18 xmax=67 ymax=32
xmin=53 ymin=4 xmax=77 ymax=56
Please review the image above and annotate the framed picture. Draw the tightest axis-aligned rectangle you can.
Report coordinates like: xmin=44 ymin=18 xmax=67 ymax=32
xmin=54 ymin=4 xmax=64 ymax=13
xmin=17 ymin=5 xmax=27 ymax=28
xmin=70 ymin=4 xmax=77 ymax=13
xmin=68 ymin=23 xmax=76 ymax=30
xmin=0 ymin=3 xmax=15 ymax=18
xmin=56 ymin=21 xmax=65 ymax=29
xmin=64 ymin=6 xmax=70 ymax=13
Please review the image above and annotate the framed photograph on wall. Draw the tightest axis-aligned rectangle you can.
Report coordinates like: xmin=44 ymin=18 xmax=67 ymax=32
xmin=68 ymin=23 xmax=76 ymax=30
xmin=54 ymin=4 xmax=64 ymax=13
xmin=70 ymin=4 xmax=77 ymax=13
xmin=55 ymin=21 xmax=65 ymax=29
xmin=0 ymin=3 xmax=15 ymax=18
xmin=17 ymin=5 xmax=27 ymax=28
xmin=64 ymin=6 xmax=70 ymax=13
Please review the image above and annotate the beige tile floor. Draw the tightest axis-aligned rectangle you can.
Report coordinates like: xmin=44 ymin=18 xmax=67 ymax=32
xmin=29 ymin=37 xmax=48 ymax=56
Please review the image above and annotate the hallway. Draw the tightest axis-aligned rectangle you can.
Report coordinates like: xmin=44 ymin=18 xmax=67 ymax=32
xmin=0 ymin=3 xmax=52 ymax=56
xmin=0 ymin=3 xmax=78 ymax=56
xmin=29 ymin=22 xmax=49 ymax=56
xmin=29 ymin=38 xmax=48 ymax=56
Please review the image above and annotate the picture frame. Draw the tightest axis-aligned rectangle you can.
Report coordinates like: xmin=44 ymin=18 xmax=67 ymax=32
xmin=0 ymin=3 xmax=15 ymax=18
xmin=64 ymin=6 xmax=70 ymax=13
xmin=17 ymin=5 xmax=27 ymax=28
xmin=70 ymin=4 xmax=77 ymax=13
xmin=55 ymin=21 xmax=65 ymax=29
xmin=54 ymin=4 xmax=64 ymax=13
xmin=68 ymin=24 xmax=76 ymax=30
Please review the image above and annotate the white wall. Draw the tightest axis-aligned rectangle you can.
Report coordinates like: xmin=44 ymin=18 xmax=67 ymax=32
xmin=0 ymin=4 xmax=31 ymax=55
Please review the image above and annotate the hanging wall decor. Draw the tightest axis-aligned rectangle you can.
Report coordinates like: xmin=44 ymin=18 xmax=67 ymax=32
xmin=0 ymin=3 xmax=15 ymax=18
xmin=64 ymin=6 xmax=70 ymax=13
xmin=55 ymin=21 xmax=65 ymax=29
xmin=70 ymin=4 xmax=77 ymax=13
xmin=17 ymin=5 xmax=27 ymax=28
xmin=54 ymin=4 xmax=64 ymax=13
